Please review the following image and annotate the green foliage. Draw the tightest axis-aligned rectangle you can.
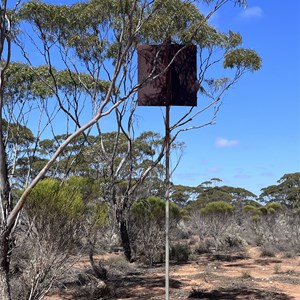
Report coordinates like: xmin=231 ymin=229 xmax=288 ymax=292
xmin=2 ymin=119 xmax=35 ymax=148
xmin=196 ymin=187 xmax=233 ymax=207
xmin=132 ymin=196 xmax=164 ymax=220
xmin=130 ymin=196 xmax=182 ymax=266
xmin=243 ymin=199 xmax=261 ymax=207
xmin=8 ymin=129 xmax=167 ymax=195
xmin=90 ymin=203 xmax=109 ymax=229
xmin=171 ymin=184 xmax=197 ymax=207
xmin=19 ymin=0 xmax=124 ymax=62
xmin=25 ymin=176 xmax=110 ymax=251
xmin=26 ymin=177 xmax=84 ymax=221
xmin=131 ymin=196 xmax=181 ymax=222
xmin=17 ymin=0 xmax=261 ymax=74
xmin=4 ymin=62 xmax=109 ymax=103
xmin=23 ymin=177 xmax=87 ymax=254
xmin=258 ymin=206 xmax=268 ymax=215
xmin=244 ymin=204 xmax=261 ymax=214
xmin=222 ymin=186 xmax=257 ymax=201
xmin=27 ymin=176 xmax=104 ymax=225
xmin=194 ymin=184 xmax=257 ymax=209
xmin=260 ymin=172 xmax=300 ymax=209
xmin=142 ymin=0 xmax=205 ymax=44
xmin=200 ymin=201 xmax=235 ymax=215
xmin=224 ymin=48 xmax=262 ymax=71
xmin=244 ymin=202 xmax=282 ymax=224
xmin=226 ymin=30 xmax=243 ymax=48
xmin=264 ymin=202 xmax=282 ymax=214
xmin=65 ymin=176 xmax=100 ymax=203
xmin=222 ymin=234 xmax=246 ymax=249
xmin=170 ymin=243 xmax=190 ymax=263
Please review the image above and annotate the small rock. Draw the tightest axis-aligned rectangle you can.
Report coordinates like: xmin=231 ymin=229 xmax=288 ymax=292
xmin=96 ymin=280 xmax=107 ymax=290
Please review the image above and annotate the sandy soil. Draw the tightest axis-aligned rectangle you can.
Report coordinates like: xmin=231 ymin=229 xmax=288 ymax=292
xmin=44 ymin=246 xmax=300 ymax=299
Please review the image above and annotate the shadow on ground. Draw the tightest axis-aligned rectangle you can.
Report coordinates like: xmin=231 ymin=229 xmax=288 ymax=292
xmin=188 ymin=287 xmax=294 ymax=300
xmin=111 ymin=273 xmax=182 ymax=298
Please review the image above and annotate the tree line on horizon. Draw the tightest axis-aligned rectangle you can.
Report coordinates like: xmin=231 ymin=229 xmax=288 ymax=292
xmin=5 ymin=118 xmax=299 ymax=207
xmin=5 ymin=118 xmax=299 ymax=210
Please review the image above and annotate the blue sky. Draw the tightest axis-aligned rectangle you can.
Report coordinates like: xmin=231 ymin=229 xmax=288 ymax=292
xmin=137 ymin=1 xmax=300 ymax=195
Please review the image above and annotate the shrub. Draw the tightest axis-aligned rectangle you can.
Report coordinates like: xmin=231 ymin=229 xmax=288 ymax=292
xmin=260 ymin=244 xmax=277 ymax=257
xmin=188 ymin=252 xmax=198 ymax=261
xmin=274 ymin=264 xmax=281 ymax=274
xmin=171 ymin=243 xmax=190 ymax=263
xmin=200 ymin=201 xmax=235 ymax=215
xmin=200 ymin=201 xmax=235 ymax=250
xmin=195 ymin=241 xmax=211 ymax=255
xmin=106 ymin=255 xmax=132 ymax=274
xmin=221 ymin=234 xmax=247 ymax=249
xmin=241 ymin=271 xmax=252 ymax=279
xmin=130 ymin=196 xmax=182 ymax=266
xmin=282 ymin=251 xmax=296 ymax=259
xmin=14 ymin=176 xmax=107 ymax=300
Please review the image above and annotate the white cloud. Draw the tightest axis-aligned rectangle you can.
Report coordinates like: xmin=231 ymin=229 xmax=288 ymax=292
xmin=216 ymin=137 xmax=239 ymax=148
xmin=207 ymin=166 xmax=221 ymax=173
xmin=241 ymin=6 xmax=263 ymax=19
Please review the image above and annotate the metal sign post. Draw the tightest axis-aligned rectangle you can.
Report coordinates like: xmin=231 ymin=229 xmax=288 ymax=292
xmin=137 ymin=43 xmax=197 ymax=300
xmin=165 ymin=105 xmax=170 ymax=300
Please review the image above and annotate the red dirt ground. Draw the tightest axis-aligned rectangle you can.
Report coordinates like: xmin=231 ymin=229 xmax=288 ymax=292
xmin=44 ymin=247 xmax=300 ymax=299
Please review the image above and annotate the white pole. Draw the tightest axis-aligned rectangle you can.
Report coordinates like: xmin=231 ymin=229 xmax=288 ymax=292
xmin=165 ymin=105 xmax=170 ymax=300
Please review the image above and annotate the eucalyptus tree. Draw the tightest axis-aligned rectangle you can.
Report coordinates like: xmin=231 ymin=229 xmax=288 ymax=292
xmin=196 ymin=185 xmax=233 ymax=206
xmin=170 ymin=184 xmax=199 ymax=207
xmin=191 ymin=183 xmax=257 ymax=208
xmin=260 ymin=172 xmax=300 ymax=209
xmin=0 ymin=0 xmax=262 ymax=298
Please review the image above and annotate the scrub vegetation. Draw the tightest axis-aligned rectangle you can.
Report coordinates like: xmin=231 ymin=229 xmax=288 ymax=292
xmin=0 ymin=1 xmax=296 ymax=300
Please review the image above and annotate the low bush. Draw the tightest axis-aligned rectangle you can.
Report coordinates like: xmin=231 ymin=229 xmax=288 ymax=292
xmin=241 ymin=271 xmax=252 ymax=279
xmin=195 ymin=241 xmax=212 ymax=255
xmin=260 ymin=244 xmax=277 ymax=257
xmin=106 ymin=255 xmax=132 ymax=274
xmin=221 ymin=234 xmax=247 ymax=249
xmin=282 ymin=251 xmax=296 ymax=259
xmin=170 ymin=243 xmax=190 ymax=263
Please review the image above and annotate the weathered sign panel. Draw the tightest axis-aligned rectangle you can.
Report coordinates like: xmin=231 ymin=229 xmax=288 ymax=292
xmin=137 ymin=44 xmax=198 ymax=106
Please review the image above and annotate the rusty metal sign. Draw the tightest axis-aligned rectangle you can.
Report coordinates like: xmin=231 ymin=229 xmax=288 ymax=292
xmin=137 ymin=43 xmax=198 ymax=106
